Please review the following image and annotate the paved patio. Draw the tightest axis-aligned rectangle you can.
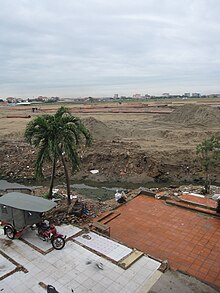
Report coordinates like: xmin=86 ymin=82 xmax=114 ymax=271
xmin=0 ymin=225 xmax=161 ymax=293
xmin=107 ymin=195 xmax=220 ymax=289
xmin=0 ymin=254 xmax=16 ymax=278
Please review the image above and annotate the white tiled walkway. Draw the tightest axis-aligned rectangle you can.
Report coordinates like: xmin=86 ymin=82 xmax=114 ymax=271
xmin=75 ymin=232 xmax=132 ymax=261
xmin=0 ymin=254 xmax=16 ymax=278
xmin=0 ymin=225 xmax=161 ymax=293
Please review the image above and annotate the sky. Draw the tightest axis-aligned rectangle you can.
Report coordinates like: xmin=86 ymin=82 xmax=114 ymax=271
xmin=0 ymin=0 xmax=220 ymax=98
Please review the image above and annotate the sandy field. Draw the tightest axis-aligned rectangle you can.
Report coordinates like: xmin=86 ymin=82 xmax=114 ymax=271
xmin=0 ymin=100 xmax=220 ymax=185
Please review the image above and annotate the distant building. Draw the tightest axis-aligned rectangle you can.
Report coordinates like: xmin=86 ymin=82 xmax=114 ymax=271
xmin=37 ymin=96 xmax=48 ymax=102
xmin=192 ymin=93 xmax=201 ymax=97
xmin=17 ymin=98 xmax=26 ymax=103
xmin=6 ymin=97 xmax=17 ymax=103
xmin=162 ymin=93 xmax=170 ymax=97
xmin=207 ymin=94 xmax=220 ymax=98
xmin=133 ymin=94 xmax=141 ymax=99
xmin=184 ymin=93 xmax=191 ymax=97
xmin=50 ymin=97 xmax=60 ymax=102
xmin=113 ymin=94 xmax=119 ymax=99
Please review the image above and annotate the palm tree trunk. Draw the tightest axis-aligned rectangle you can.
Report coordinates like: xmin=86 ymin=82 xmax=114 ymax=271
xmin=48 ymin=157 xmax=56 ymax=199
xmin=60 ymin=153 xmax=71 ymax=205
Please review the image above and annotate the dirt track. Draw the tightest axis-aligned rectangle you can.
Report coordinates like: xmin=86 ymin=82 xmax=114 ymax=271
xmin=1 ymin=101 xmax=220 ymax=185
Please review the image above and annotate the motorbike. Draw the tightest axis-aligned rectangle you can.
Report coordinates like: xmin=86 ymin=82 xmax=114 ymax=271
xmin=36 ymin=221 xmax=66 ymax=250
xmin=0 ymin=192 xmax=66 ymax=250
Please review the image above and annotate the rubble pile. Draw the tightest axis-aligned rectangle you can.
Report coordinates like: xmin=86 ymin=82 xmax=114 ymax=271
xmin=0 ymin=140 xmax=40 ymax=179
xmin=153 ymin=184 xmax=220 ymax=199
xmin=0 ymin=138 xmax=167 ymax=183
xmin=41 ymin=194 xmax=112 ymax=226
xmin=1 ymin=136 xmax=219 ymax=184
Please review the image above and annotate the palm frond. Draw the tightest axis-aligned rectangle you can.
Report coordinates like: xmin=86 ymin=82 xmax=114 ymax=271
xmin=24 ymin=106 xmax=92 ymax=186
xmin=35 ymin=143 xmax=50 ymax=178
xmin=62 ymin=141 xmax=81 ymax=172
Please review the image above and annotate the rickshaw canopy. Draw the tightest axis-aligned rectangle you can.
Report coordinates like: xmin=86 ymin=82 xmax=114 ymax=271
xmin=0 ymin=192 xmax=56 ymax=212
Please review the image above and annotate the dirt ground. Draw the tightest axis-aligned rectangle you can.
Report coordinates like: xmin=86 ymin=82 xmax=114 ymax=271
xmin=0 ymin=100 xmax=220 ymax=185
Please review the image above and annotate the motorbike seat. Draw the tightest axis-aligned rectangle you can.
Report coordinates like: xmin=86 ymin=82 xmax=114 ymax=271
xmin=40 ymin=222 xmax=50 ymax=230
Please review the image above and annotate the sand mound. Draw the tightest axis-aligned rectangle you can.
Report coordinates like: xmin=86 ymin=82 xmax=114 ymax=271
xmin=161 ymin=104 xmax=220 ymax=127
xmin=82 ymin=117 xmax=119 ymax=140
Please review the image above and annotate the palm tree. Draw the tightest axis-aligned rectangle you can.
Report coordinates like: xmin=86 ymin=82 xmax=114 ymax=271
xmin=24 ymin=106 xmax=92 ymax=204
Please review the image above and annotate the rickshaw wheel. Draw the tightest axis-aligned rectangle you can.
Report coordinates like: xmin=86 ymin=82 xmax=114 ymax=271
xmin=51 ymin=236 xmax=65 ymax=250
xmin=5 ymin=226 xmax=15 ymax=239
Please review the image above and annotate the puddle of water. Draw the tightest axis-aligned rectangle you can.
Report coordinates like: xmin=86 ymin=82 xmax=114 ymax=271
xmin=70 ymin=184 xmax=121 ymax=201
xmin=0 ymin=179 xmax=29 ymax=190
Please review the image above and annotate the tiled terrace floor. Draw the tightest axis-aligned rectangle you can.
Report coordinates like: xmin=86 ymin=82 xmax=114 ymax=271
xmin=179 ymin=194 xmax=217 ymax=208
xmin=107 ymin=195 xmax=220 ymax=289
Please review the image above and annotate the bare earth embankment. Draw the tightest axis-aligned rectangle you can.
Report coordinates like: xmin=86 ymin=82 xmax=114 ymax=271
xmin=0 ymin=101 xmax=220 ymax=185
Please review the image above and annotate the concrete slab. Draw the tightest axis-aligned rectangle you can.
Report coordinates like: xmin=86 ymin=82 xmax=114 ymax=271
xmin=149 ymin=270 xmax=219 ymax=293
xmin=139 ymin=270 xmax=162 ymax=293
xmin=75 ymin=231 xmax=132 ymax=261
xmin=119 ymin=249 xmax=144 ymax=269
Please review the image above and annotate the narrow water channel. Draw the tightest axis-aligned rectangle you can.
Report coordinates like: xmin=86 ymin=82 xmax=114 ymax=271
xmin=0 ymin=179 xmax=136 ymax=201
xmin=0 ymin=179 xmax=179 ymax=201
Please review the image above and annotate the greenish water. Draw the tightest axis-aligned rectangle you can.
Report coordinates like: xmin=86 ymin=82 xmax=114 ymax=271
xmin=70 ymin=183 xmax=125 ymax=201
xmin=0 ymin=179 xmax=137 ymax=201
xmin=0 ymin=179 xmax=184 ymax=201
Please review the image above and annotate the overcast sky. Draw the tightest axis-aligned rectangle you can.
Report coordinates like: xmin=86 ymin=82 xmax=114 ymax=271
xmin=0 ymin=0 xmax=220 ymax=98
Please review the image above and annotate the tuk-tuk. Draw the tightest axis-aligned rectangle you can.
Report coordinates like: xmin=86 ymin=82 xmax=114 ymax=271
xmin=0 ymin=192 xmax=56 ymax=239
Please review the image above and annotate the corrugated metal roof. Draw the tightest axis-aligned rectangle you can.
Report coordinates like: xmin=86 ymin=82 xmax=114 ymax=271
xmin=0 ymin=192 xmax=56 ymax=212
